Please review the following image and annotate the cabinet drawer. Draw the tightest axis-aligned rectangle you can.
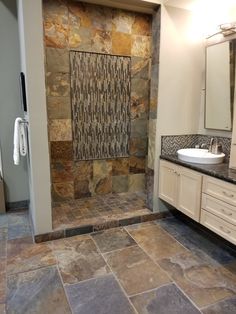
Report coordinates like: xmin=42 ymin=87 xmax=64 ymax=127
xmin=202 ymin=193 xmax=236 ymax=225
xmin=201 ymin=209 xmax=236 ymax=245
xmin=203 ymin=176 xmax=236 ymax=206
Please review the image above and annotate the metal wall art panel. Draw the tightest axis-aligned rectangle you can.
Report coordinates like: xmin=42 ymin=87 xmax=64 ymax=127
xmin=70 ymin=51 xmax=131 ymax=160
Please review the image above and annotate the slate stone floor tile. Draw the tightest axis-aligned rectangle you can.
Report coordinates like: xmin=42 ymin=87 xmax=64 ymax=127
xmin=66 ymin=274 xmax=135 ymax=314
xmin=91 ymin=227 xmax=136 ymax=253
xmin=0 ymin=214 xmax=7 ymax=229
xmin=51 ymin=235 xmax=110 ymax=284
xmin=202 ymin=296 xmax=236 ymax=314
xmin=0 ymin=257 xmax=6 ymax=304
xmin=7 ymin=212 xmax=32 ymax=240
xmin=52 ymin=192 xmax=151 ymax=231
xmin=130 ymin=283 xmax=201 ymax=314
xmin=0 ymin=228 xmax=7 ymax=258
xmin=104 ymin=245 xmax=171 ymax=296
xmin=0 ymin=303 xmax=5 ymax=313
xmin=7 ymin=266 xmax=71 ymax=314
xmin=158 ymin=251 xmax=236 ymax=308
xmin=7 ymin=237 xmax=56 ymax=275
xmin=126 ymin=222 xmax=188 ymax=261
xmin=158 ymin=217 xmax=236 ymax=265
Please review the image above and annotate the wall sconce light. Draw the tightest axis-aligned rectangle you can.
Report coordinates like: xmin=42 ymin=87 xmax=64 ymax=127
xmin=207 ymin=22 xmax=236 ymax=39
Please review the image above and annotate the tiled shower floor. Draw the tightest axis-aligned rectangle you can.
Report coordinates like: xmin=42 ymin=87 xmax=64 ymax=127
xmin=52 ymin=192 xmax=154 ymax=232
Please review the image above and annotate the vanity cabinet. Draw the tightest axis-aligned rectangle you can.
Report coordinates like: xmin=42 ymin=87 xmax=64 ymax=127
xmin=159 ymin=160 xmax=202 ymax=222
xmin=159 ymin=159 xmax=236 ymax=245
xmin=201 ymin=176 xmax=236 ymax=244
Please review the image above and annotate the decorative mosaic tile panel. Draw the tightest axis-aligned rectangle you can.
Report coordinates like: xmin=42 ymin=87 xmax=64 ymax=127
xmin=70 ymin=51 xmax=131 ymax=160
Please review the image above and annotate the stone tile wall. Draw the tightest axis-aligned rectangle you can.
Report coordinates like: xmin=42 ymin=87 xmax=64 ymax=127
xmin=42 ymin=0 xmax=160 ymax=202
xmin=146 ymin=8 xmax=161 ymax=209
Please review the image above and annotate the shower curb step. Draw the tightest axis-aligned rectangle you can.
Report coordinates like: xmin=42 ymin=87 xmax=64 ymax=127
xmin=34 ymin=211 xmax=171 ymax=243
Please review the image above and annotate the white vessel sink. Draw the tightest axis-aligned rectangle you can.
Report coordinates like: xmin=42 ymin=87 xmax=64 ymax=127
xmin=177 ymin=148 xmax=225 ymax=164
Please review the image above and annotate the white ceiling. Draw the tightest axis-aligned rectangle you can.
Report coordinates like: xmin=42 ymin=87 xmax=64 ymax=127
xmin=163 ymin=0 xmax=196 ymax=10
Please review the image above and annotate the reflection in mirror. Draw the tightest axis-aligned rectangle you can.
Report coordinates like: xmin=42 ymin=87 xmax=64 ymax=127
xmin=205 ymin=39 xmax=236 ymax=131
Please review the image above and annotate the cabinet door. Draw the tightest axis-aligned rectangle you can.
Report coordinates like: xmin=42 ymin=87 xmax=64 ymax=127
xmin=159 ymin=160 xmax=178 ymax=207
xmin=177 ymin=166 xmax=202 ymax=222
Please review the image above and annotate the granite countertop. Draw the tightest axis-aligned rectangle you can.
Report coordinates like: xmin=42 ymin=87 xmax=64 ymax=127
xmin=160 ymin=154 xmax=236 ymax=184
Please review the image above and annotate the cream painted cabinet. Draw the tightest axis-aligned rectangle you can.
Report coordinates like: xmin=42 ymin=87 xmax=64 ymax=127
xmin=159 ymin=160 xmax=202 ymax=222
xmin=178 ymin=167 xmax=202 ymax=221
xmin=159 ymin=160 xmax=178 ymax=207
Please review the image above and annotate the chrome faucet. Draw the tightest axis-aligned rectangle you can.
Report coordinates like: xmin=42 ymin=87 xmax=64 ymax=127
xmin=209 ymin=137 xmax=223 ymax=154
xmin=209 ymin=137 xmax=216 ymax=153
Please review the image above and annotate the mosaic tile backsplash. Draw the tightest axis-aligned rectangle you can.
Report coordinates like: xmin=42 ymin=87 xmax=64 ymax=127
xmin=70 ymin=51 xmax=131 ymax=160
xmin=161 ymin=134 xmax=231 ymax=161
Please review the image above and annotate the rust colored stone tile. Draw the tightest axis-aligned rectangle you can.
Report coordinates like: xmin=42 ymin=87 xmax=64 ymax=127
xmin=94 ymin=160 xmax=112 ymax=177
xmin=7 ymin=237 xmax=56 ymax=275
xmin=68 ymin=1 xmax=92 ymax=28
xmin=158 ymin=252 xmax=236 ymax=308
xmin=50 ymin=141 xmax=73 ymax=161
xmin=52 ymin=182 xmax=74 ymax=201
xmin=94 ymin=177 xmax=112 ymax=195
xmin=51 ymin=236 xmax=110 ymax=284
xmin=48 ymin=119 xmax=72 ymax=141
xmin=112 ymin=158 xmax=129 ymax=175
xmin=91 ymin=29 xmax=112 ymax=54
xmin=47 ymin=96 xmax=71 ymax=119
xmin=43 ymin=0 xmax=69 ymax=48
xmin=74 ymin=179 xmax=92 ymax=199
xmin=112 ymin=32 xmax=131 ymax=55
xmin=129 ymin=156 xmax=146 ymax=174
xmin=69 ymin=21 xmax=92 ymax=50
xmin=132 ymin=14 xmax=152 ymax=36
xmin=131 ymin=57 xmax=150 ymax=80
xmin=131 ymin=35 xmax=151 ymax=58
xmin=51 ymin=161 xmax=74 ymax=183
xmin=127 ymin=223 xmax=187 ymax=261
xmin=104 ymin=245 xmax=170 ymax=296
xmin=74 ymin=161 xmax=93 ymax=180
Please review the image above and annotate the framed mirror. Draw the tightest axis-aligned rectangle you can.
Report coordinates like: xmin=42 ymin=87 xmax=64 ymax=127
xmin=205 ymin=39 xmax=236 ymax=131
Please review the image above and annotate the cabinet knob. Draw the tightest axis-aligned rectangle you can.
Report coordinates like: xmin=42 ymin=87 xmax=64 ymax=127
xmin=221 ymin=208 xmax=233 ymax=216
xmin=222 ymin=191 xmax=234 ymax=198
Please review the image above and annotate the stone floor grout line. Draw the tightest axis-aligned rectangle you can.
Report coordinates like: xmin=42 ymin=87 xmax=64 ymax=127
xmin=124 ymin=226 xmax=203 ymax=312
xmin=89 ymin=234 xmax=139 ymax=314
xmin=199 ymin=294 xmax=236 ymax=312
xmin=128 ymin=282 xmax=173 ymax=298
xmin=55 ymin=264 xmax=73 ymax=314
xmin=172 ymin=281 xmax=203 ymax=313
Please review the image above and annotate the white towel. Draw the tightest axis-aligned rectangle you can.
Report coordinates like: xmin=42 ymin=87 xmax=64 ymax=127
xmin=13 ymin=118 xmax=27 ymax=165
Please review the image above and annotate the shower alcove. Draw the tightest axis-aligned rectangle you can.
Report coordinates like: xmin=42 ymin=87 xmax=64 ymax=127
xmin=43 ymin=0 xmax=161 ymax=238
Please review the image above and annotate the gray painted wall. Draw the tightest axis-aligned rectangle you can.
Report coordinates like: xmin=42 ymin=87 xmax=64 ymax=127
xmin=0 ymin=0 xmax=29 ymax=203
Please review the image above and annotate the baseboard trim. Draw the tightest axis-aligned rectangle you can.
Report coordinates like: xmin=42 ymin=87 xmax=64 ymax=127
xmin=6 ymin=200 xmax=29 ymax=211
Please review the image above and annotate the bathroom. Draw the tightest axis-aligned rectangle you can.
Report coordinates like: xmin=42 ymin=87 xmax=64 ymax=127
xmin=0 ymin=0 xmax=236 ymax=313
